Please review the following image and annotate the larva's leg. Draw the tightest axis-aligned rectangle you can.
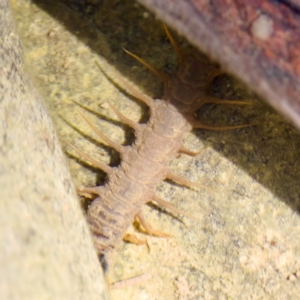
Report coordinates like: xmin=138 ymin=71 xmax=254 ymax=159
xmin=63 ymin=140 xmax=112 ymax=174
xmin=123 ymin=233 xmax=147 ymax=246
xmin=77 ymin=190 xmax=94 ymax=199
xmin=178 ymin=146 xmax=201 ymax=157
xmin=165 ymin=170 xmax=212 ymax=191
xmin=195 ymin=98 xmax=253 ymax=111
xmin=202 ymin=98 xmax=253 ymax=106
xmin=96 ymin=62 xmax=153 ymax=108
xmin=76 ymin=109 xmax=125 ymax=153
xmin=186 ymin=114 xmax=256 ymax=131
xmin=163 ymin=24 xmax=184 ymax=64
xmin=96 ymin=61 xmax=155 ymax=108
xmin=123 ymin=49 xmax=168 ymax=84
xmin=151 ymin=195 xmax=199 ymax=223
xmin=107 ymin=102 xmax=140 ymax=131
xmin=136 ymin=211 xmax=170 ymax=238
xmin=192 ymin=122 xmax=255 ymax=131
xmin=77 ymin=186 xmax=102 ymax=196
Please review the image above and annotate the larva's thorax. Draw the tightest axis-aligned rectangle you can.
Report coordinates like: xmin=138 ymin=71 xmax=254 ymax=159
xmin=148 ymin=101 xmax=191 ymax=137
xmin=121 ymin=146 xmax=167 ymax=184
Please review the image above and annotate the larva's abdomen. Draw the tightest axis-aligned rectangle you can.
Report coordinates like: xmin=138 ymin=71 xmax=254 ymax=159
xmin=86 ymin=102 xmax=192 ymax=267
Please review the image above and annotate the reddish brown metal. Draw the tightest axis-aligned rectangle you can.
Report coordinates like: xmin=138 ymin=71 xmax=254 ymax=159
xmin=137 ymin=0 xmax=300 ymax=130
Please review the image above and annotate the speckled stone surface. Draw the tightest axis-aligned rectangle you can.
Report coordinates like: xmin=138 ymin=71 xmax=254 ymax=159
xmin=1 ymin=0 xmax=109 ymax=299
xmin=10 ymin=0 xmax=300 ymax=299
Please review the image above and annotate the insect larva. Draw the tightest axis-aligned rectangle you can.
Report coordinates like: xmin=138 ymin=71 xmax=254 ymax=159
xmin=65 ymin=25 xmax=252 ymax=277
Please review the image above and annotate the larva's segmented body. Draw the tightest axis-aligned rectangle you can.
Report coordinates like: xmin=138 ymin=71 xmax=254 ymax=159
xmin=70 ymin=27 xmax=251 ymax=273
xmin=87 ymin=101 xmax=192 ymax=265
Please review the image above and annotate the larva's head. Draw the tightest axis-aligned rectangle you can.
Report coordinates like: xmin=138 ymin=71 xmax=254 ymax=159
xmin=177 ymin=54 xmax=220 ymax=90
xmin=164 ymin=53 xmax=222 ymax=112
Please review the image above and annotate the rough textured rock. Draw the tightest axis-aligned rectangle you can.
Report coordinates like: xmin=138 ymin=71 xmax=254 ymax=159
xmin=0 ymin=1 xmax=109 ymax=299
xmin=9 ymin=0 xmax=300 ymax=299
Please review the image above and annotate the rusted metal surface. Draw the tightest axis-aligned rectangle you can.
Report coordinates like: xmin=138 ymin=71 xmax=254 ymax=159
xmin=137 ymin=0 xmax=300 ymax=130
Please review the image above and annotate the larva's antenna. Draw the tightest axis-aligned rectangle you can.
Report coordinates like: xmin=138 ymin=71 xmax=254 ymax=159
xmin=95 ymin=60 xmax=154 ymax=108
xmin=163 ymin=24 xmax=184 ymax=64
xmin=63 ymin=139 xmax=112 ymax=174
xmin=123 ymin=48 xmax=168 ymax=84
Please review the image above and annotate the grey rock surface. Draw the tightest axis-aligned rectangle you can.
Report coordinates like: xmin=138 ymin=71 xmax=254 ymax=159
xmin=9 ymin=0 xmax=300 ymax=299
xmin=0 ymin=0 xmax=109 ymax=299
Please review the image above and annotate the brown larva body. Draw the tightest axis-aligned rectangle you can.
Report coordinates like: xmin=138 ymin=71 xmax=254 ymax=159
xmin=87 ymin=103 xmax=190 ymax=266
xmin=73 ymin=27 xmax=251 ymax=273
